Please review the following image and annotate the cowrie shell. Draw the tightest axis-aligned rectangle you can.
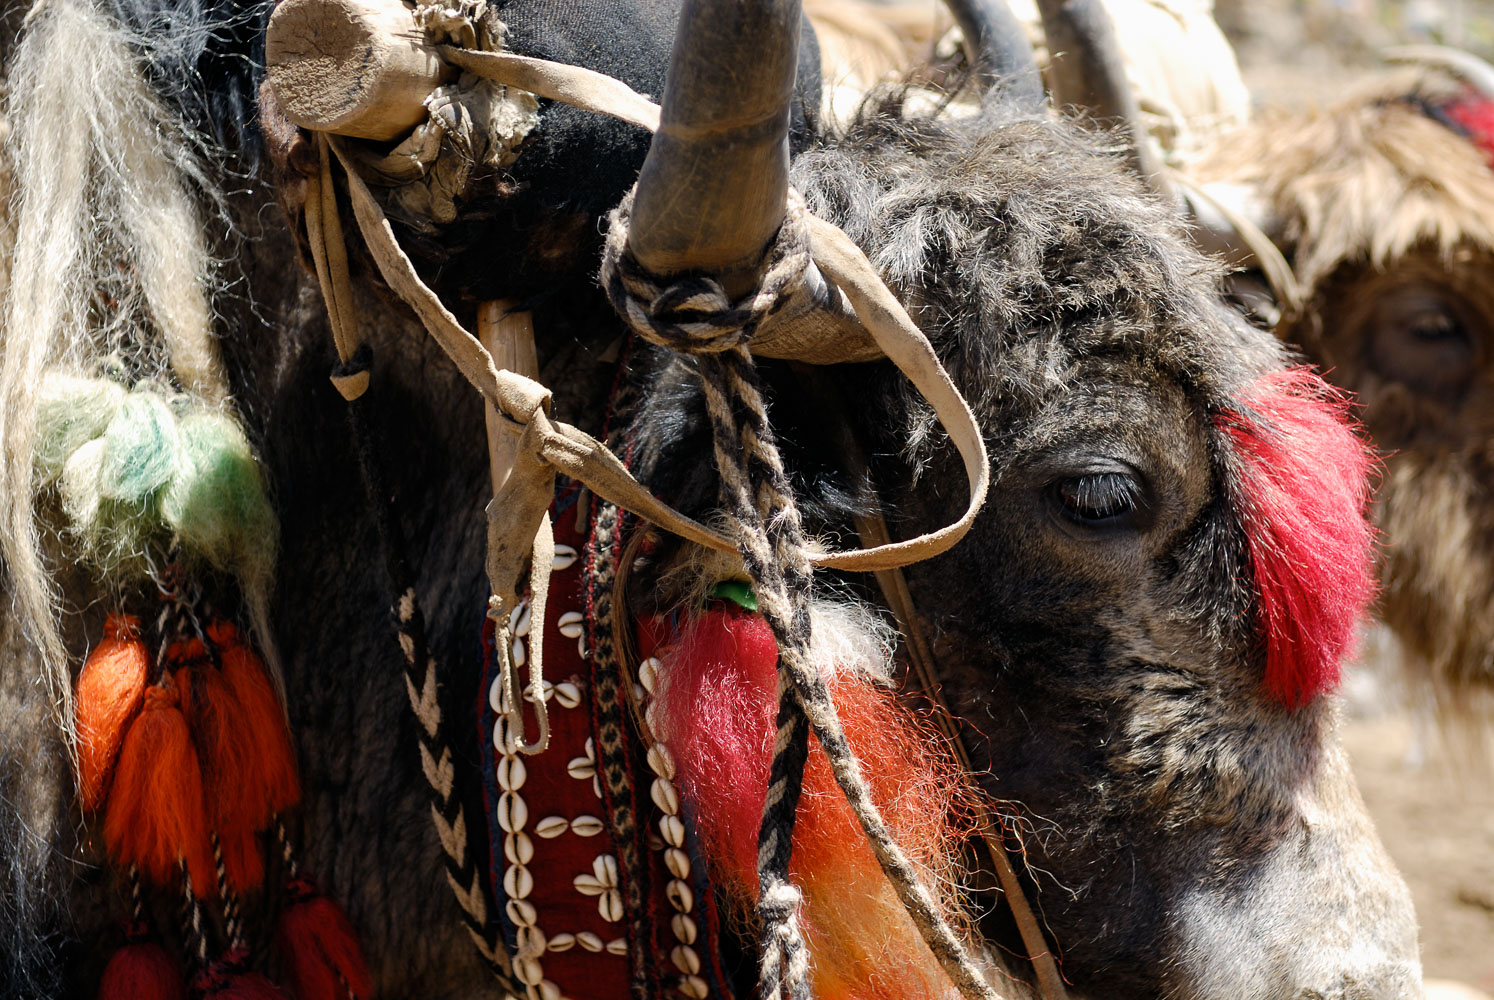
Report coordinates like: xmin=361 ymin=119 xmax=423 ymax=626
xmin=503 ymin=864 xmax=533 ymax=900
xmin=671 ymin=913 xmax=698 ymax=945
xmin=671 ymin=946 xmax=701 ymax=976
xmin=571 ymin=815 xmax=604 ymax=837
xmin=659 ymin=814 xmax=686 ymax=848
xmin=650 ymin=778 xmax=679 ymax=815
xmin=497 ymin=792 xmax=528 ymax=833
xmin=534 ymin=816 xmax=569 ymax=839
xmin=506 ymin=898 xmax=536 ymax=927
xmin=504 ymin=832 xmax=534 ymax=866
xmin=666 ymin=878 xmax=694 ymax=912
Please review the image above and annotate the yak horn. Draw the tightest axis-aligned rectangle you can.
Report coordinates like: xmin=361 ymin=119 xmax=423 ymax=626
xmin=945 ymin=0 xmax=1045 ymax=111
xmin=1033 ymin=0 xmax=1170 ymax=196
xmin=628 ymin=0 xmax=803 ymax=294
xmin=1385 ymin=45 xmax=1494 ymax=99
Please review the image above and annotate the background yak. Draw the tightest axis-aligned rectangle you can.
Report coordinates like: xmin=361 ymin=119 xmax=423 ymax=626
xmin=0 ymin=0 xmax=1423 ymax=998
xmin=1191 ymin=57 xmax=1494 ymax=729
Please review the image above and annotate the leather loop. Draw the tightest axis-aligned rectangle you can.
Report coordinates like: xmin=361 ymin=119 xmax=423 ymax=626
xmin=325 ymin=131 xmax=989 ymax=572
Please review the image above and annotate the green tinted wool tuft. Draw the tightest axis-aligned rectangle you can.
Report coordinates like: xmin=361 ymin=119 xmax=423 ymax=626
xmin=60 ymin=438 xmax=161 ymax=572
xmin=59 ymin=438 xmax=109 ymax=534
xmin=100 ymin=392 xmax=180 ymax=502
xmin=34 ymin=373 xmax=126 ymax=482
xmin=162 ymin=412 xmax=276 ymax=583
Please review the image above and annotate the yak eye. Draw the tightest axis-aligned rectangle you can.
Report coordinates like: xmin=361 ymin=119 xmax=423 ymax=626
xmin=1365 ymin=290 xmax=1475 ymax=395
xmin=1052 ymin=471 xmax=1146 ymax=527
xmin=1409 ymin=310 xmax=1462 ymax=342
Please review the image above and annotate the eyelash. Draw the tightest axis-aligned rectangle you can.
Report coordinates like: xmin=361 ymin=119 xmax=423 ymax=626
xmin=1053 ymin=472 xmax=1145 ymax=525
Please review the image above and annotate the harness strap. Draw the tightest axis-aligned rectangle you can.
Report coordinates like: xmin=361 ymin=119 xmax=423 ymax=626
xmin=854 ymin=510 xmax=1071 ymax=1000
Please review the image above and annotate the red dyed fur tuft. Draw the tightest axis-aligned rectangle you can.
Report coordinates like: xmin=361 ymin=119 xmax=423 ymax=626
xmin=653 ymin=606 xmax=978 ymax=999
xmin=1442 ymin=92 xmax=1494 ymax=168
xmin=276 ymin=880 xmax=376 ymax=1000
xmin=75 ymin=614 xmax=150 ymax=813
xmin=1218 ymin=368 xmax=1378 ymax=708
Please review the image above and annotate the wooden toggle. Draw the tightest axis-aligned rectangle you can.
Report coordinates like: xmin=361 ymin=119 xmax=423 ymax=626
xmin=266 ymin=0 xmax=453 ymax=141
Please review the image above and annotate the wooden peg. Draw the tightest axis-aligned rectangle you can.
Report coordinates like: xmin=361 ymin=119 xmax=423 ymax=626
xmin=478 ymin=300 xmax=540 ymax=498
xmin=265 ymin=0 xmax=454 ymax=141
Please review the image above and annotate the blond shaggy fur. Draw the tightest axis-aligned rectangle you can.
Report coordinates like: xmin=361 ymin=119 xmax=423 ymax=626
xmin=1195 ymin=71 xmax=1494 ymax=290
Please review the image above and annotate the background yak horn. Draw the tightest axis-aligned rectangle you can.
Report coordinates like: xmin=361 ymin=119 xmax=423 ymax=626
xmin=1032 ymin=0 xmax=1170 ymax=195
xmin=1384 ymin=45 xmax=1494 ymax=99
xmin=629 ymin=0 xmax=803 ymax=295
xmin=944 ymin=0 xmax=1045 ymax=110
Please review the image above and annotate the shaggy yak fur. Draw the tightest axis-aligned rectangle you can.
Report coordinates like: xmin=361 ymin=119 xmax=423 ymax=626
xmin=0 ymin=1 xmax=1421 ymax=999
xmin=1195 ymin=68 xmax=1494 ymax=725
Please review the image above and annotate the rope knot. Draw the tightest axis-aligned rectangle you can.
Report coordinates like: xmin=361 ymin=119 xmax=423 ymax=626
xmin=601 ymin=189 xmax=812 ymax=356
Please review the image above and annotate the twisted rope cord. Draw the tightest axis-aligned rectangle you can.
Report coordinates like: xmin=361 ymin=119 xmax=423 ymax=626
xmin=601 ymin=190 xmax=813 ymax=357
xmin=210 ymin=833 xmax=245 ymax=949
xmin=603 ymin=194 xmax=1000 ymax=1000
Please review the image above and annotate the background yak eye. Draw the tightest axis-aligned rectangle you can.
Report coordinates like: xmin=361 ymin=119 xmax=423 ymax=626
xmin=1053 ymin=471 xmax=1146 ymax=527
xmin=1365 ymin=290 xmax=1476 ymax=395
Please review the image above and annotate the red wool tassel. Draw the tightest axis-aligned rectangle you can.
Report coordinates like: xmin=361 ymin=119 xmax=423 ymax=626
xmin=75 ymin=614 xmax=150 ymax=813
xmin=208 ymin=622 xmax=300 ymax=822
xmin=194 ymin=955 xmax=291 ymax=1000
xmin=1217 ymin=368 xmax=1378 ymax=708
xmin=276 ymin=879 xmax=376 ymax=1000
xmin=102 ymin=679 xmax=216 ymax=895
xmin=98 ymin=923 xmax=186 ymax=1000
xmin=172 ymin=641 xmax=265 ymax=893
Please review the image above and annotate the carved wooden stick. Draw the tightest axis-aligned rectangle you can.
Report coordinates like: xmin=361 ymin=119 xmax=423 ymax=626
xmin=265 ymin=0 xmax=453 ymax=141
xmin=478 ymin=300 xmax=540 ymax=498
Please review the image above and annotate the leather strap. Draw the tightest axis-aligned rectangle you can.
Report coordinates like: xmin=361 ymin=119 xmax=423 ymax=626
xmin=323 ymin=101 xmax=990 ymax=574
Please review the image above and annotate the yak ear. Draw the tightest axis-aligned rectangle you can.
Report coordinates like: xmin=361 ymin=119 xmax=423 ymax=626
xmin=1215 ymin=368 xmax=1379 ymax=710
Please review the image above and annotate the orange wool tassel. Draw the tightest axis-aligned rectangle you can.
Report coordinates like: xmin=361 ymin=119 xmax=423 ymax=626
xmin=102 ymin=679 xmax=216 ymax=895
xmin=276 ymin=878 xmax=376 ymax=1000
xmin=208 ymin=622 xmax=300 ymax=823
xmin=172 ymin=641 xmax=265 ymax=892
xmin=75 ymin=614 xmax=151 ymax=813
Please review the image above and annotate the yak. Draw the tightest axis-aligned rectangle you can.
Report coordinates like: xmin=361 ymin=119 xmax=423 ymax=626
xmin=0 ymin=0 xmax=1422 ymax=998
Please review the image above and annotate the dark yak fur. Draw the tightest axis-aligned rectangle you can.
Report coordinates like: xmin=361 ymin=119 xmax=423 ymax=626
xmin=0 ymin=1 xmax=1420 ymax=998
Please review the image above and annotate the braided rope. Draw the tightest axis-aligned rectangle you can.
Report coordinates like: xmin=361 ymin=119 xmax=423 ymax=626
xmin=211 ymin=833 xmax=245 ymax=949
xmin=178 ymin=863 xmax=211 ymax=972
xmin=341 ymin=384 xmax=519 ymax=990
xmin=602 ymin=193 xmax=1000 ymax=1000
xmin=600 ymin=191 xmax=813 ymax=358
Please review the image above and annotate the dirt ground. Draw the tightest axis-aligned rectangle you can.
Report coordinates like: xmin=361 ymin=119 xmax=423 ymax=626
xmin=1341 ymin=682 xmax=1494 ymax=989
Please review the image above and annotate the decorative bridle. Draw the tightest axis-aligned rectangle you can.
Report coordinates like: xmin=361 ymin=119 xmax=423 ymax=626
xmin=279 ymin=1 xmax=1074 ymax=998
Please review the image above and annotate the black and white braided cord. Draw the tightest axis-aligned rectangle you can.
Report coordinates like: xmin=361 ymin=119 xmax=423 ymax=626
xmin=341 ymin=371 xmax=519 ymax=992
xmin=604 ymin=192 xmax=1000 ymax=1000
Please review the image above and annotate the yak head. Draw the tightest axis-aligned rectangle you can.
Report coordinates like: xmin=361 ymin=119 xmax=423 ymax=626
xmin=625 ymin=6 xmax=1421 ymax=998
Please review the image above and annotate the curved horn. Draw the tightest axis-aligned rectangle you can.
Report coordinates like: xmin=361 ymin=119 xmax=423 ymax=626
xmin=1033 ymin=0 xmax=1170 ymax=195
xmin=944 ymin=0 xmax=1045 ymax=111
xmin=629 ymin=0 xmax=803 ymax=292
xmin=1385 ymin=44 xmax=1494 ymax=99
